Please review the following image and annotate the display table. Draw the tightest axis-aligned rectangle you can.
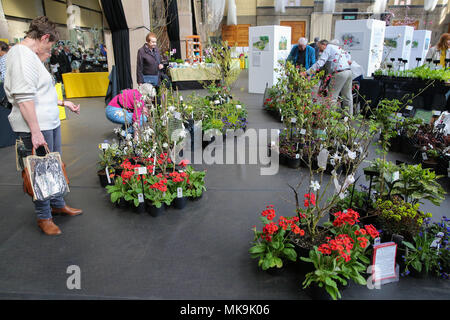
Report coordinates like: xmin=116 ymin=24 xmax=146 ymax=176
xmin=169 ymin=59 xmax=240 ymax=89
xmin=62 ymin=72 xmax=109 ymax=98
xmin=359 ymin=77 xmax=450 ymax=111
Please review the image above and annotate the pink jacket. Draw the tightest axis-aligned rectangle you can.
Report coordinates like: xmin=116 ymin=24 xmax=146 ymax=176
xmin=108 ymin=89 xmax=145 ymax=123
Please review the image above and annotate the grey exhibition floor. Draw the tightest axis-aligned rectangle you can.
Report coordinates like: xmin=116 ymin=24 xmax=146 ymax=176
xmin=0 ymin=71 xmax=449 ymax=300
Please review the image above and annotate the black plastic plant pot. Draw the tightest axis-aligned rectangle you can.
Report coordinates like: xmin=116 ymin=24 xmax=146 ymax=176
xmin=282 ymin=154 xmax=301 ymax=169
xmin=98 ymin=170 xmax=114 ymax=188
xmin=146 ymin=202 xmax=166 ymax=217
xmin=173 ymin=196 xmax=187 ymax=210
xmin=305 ymin=283 xmax=334 ymax=300
xmin=116 ymin=198 xmax=128 ymax=209
xmin=133 ymin=202 xmax=146 ymax=214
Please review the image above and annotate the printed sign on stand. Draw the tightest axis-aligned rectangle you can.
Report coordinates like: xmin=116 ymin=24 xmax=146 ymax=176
xmin=372 ymin=242 xmax=397 ymax=282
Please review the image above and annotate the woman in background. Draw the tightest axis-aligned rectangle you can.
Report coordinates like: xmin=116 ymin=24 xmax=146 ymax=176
xmin=426 ymin=33 xmax=450 ymax=68
xmin=136 ymin=32 xmax=163 ymax=87
xmin=105 ymin=89 xmax=147 ymax=133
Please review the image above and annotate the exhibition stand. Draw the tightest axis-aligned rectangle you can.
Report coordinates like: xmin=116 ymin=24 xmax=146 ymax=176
xmin=248 ymin=25 xmax=291 ymax=94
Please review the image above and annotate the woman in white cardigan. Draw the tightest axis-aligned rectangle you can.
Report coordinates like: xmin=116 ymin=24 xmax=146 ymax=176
xmin=5 ymin=16 xmax=83 ymax=236
xmin=425 ymin=33 xmax=450 ymax=68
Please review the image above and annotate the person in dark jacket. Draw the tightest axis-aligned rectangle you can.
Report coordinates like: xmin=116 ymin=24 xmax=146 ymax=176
xmin=136 ymin=32 xmax=163 ymax=87
xmin=287 ymin=37 xmax=316 ymax=70
xmin=309 ymin=37 xmax=320 ymax=60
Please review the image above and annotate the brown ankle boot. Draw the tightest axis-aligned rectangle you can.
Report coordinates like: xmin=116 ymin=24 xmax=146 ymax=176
xmin=37 ymin=218 xmax=62 ymax=235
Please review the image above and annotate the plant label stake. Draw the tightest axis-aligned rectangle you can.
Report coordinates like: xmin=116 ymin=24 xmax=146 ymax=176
xmin=422 ymin=152 xmax=428 ymax=161
xmin=134 ymin=167 xmax=148 ymax=176
xmin=138 ymin=193 xmax=144 ymax=203
xmin=236 ymin=104 xmax=241 ymax=109
xmin=291 ymin=118 xmax=297 ymax=124
xmin=105 ymin=166 xmax=111 ymax=184
xmin=392 ymin=171 xmax=399 ymax=182
xmin=300 ymin=129 xmax=306 ymax=135
xmin=177 ymin=187 xmax=183 ymax=198
xmin=295 ymin=154 xmax=300 ymax=159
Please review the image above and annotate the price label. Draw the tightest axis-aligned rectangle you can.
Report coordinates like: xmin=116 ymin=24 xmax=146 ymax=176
xmin=236 ymin=104 xmax=242 ymax=109
xmin=173 ymin=111 xmax=182 ymax=120
xmin=99 ymin=143 xmax=109 ymax=150
xmin=433 ymin=110 xmax=441 ymax=116
xmin=179 ymin=96 xmax=183 ymax=102
xmin=138 ymin=193 xmax=144 ymax=203
xmin=295 ymin=154 xmax=300 ymax=159
xmin=177 ymin=187 xmax=183 ymax=198
xmin=374 ymin=237 xmax=381 ymax=246
xmin=422 ymin=153 xmax=428 ymax=161
xmin=134 ymin=167 xmax=148 ymax=175
xmin=406 ymin=106 xmax=413 ymax=111
xmin=291 ymin=117 xmax=297 ymax=123
xmin=300 ymin=129 xmax=306 ymax=135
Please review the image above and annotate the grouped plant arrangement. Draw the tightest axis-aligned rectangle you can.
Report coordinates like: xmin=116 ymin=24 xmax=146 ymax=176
xmin=97 ymin=83 xmax=207 ymax=215
xmin=374 ymin=65 xmax=450 ymax=82
xmin=250 ymin=60 xmax=449 ymax=299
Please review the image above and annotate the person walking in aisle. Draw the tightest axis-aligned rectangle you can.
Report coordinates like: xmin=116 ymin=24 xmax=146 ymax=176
xmin=303 ymin=39 xmax=354 ymax=115
xmin=137 ymin=32 xmax=163 ymax=87
xmin=4 ymin=16 xmax=83 ymax=236
xmin=287 ymin=37 xmax=316 ymax=70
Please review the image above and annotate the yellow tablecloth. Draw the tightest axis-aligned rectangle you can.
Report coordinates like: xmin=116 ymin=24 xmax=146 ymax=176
xmin=55 ymin=83 xmax=66 ymax=120
xmin=62 ymin=72 xmax=109 ymax=98
xmin=169 ymin=59 xmax=240 ymax=82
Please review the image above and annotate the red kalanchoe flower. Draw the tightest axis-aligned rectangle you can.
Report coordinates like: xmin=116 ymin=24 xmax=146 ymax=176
xmin=358 ymin=237 xmax=369 ymax=248
xmin=364 ymin=224 xmax=379 ymax=239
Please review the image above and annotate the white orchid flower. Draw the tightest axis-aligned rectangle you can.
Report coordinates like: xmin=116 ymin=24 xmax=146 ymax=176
xmin=310 ymin=181 xmax=320 ymax=191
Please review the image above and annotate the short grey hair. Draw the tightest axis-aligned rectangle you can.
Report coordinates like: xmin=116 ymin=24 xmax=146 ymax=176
xmin=330 ymin=39 xmax=340 ymax=45
xmin=298 ymin=37 xmax=308 ymax=45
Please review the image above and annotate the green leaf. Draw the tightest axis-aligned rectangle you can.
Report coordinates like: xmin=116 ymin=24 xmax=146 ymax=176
xmin=359 ymin=255 xmax=370 ymax=264
xmin=325 ymin=278 xmax=337 ymax=289
xmin=274 ymin=257 xmax=283 ymax=268
xmin=282 ymin=248 xmax=297 ymax=261
xmin=403 ymin=241 xmax=416 ymax=251
xmin=412 ymin=260 xmax=422 ymax=272
xmin=249 ymin=245 xmax=266 ymax=254
xmin=325 ymin=285 xmax=339 ymax=300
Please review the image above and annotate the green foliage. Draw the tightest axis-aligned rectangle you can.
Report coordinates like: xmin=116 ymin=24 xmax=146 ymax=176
xmin=374 ymin=197 xmax=432 ymax=240
xmin=106 ymin=176 xmax=128 ymax=204
xmin=332 ymin=189 xmax=371 ymax=212
xmin=402 ymin=229 xmax=441 ymax=276
xmin=185 ymin=166 xmax=206 ymax=198
xmin=365 ymin=160 xmax=446 ymax=206
xmin=374 ymin=65 xmax=450 ymax=81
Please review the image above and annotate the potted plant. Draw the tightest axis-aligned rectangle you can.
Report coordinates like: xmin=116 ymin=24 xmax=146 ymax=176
xmin=301 ymin=209 xmax=379 ymax=300
xmin=402 ymin=225 xmax=442 ymax=278
xmin=372 ymin=197 xmax=432 ymax=243
xmin=167 ymin=170 xmax=190 ymax=209
xmin=97 ymin=142 xmax=123 ymax=187
xmin=185 ymin=165 xmax=206 ymax=200
xmin=105 ymin=176 xmax=129 ymax=209
xmin=143 ymin=174 xmax=174 ymax=217
xmin=249 ymin=205 xmax=304 ymax=272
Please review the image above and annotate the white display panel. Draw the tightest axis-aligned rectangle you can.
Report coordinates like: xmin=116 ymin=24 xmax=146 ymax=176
xmin=335 ymin=19 xmax=386 ymax=78
xmin=409 ymin=30 xmax=432 ymax=68
xmin=248 ymin=25 xmax=291 ymax=94
xmin=383 ymin=25 xmax=415 ymax=70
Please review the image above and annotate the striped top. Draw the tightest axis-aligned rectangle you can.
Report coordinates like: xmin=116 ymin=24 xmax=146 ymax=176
xmin=5 ymin=44 xmax=59 ymax=132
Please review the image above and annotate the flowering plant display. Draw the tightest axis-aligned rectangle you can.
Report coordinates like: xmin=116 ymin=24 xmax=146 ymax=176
xmin=249 ymin=205 xmax=304 ymax=270
xmin=301 ymin=209 xmax=379 ymax=300
xmin=401 ymin=216 xmax=449 ymax=278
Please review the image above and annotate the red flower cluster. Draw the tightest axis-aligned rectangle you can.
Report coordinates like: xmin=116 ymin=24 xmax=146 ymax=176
xmin=261 ymin=205 xmax=276 ymax=220
xmin=318 ymin=234 xmax=354 ymax=262
xmin=357 ymin=237 xmax=368 ymax=249
xmin=364 ymin=224 xmax=379 ymax=239
xmin=304 ymin=193 xmax=316 ymax=208
xmin=261 ymin=222 xmax=278 ymax=242
xmin=149 ymin=174 xmax=168 ymax=192
xmin=120 ymin=159 xmax=141 ymax=183
xmin=169 ymin=171 xmax=188 ymax=183
xmin=332 ymin=209 xmax=360 ymax=227
xmin=158 ymin=153 xmax=172 ymax=165
xmin=278 ymin=216 xmax=303 ymax=235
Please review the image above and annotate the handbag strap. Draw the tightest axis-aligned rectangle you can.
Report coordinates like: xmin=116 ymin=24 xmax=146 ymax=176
xmin=32 ymin=144 xmax=51 ymax=156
